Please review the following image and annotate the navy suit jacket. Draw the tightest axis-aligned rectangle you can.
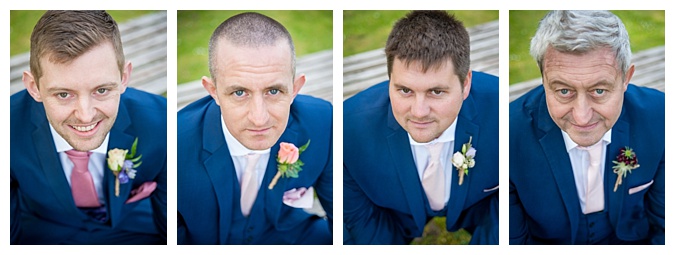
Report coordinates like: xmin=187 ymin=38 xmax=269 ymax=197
xmin=177 ymin=95 xmax=333 ymax=244
xmin=343 ymin=71 xmax=500 ymax=244
xmin=10 ymin=88 xmax=167 ymax=244
xmin=509 ymin=84 xmax=665 ymax=244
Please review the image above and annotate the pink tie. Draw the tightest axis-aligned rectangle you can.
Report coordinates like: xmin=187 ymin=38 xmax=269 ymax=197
xmin=240 ymin=153 xmax=261 ymax=217
xmin=65 ymin=150 xmax=101 ymax=208
xmin=582 ymin=142 xmax=604 ymax=214
xmin=422 ymin=143 xmax=445 ymax=211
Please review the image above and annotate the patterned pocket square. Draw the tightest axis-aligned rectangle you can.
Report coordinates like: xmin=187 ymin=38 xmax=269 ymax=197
xmin=283 ymin=186 xmax=314 ymax=209
xmin=125 ymin=181 xmax=157 ymax=204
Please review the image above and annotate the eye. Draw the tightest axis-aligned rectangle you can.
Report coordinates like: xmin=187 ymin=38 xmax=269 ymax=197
xmin=233 ymin=90 xmax=245 ymax=97
xmin=431 ymin=90 xmax=443 ymax=95
xmin=400 ymin=88 xmax=411 ymax=94
xmin=96 ymin=88 xmax=109 ymax=94
xmin=594 ymin=89 xmax=605 ymax=95
xmin=269 ymin=89 xmax=279 ymax=95
xmin=57 ymin=92 xmax=70 ymax=99
xmin=560 ymin=89 xmax=569 ymax=95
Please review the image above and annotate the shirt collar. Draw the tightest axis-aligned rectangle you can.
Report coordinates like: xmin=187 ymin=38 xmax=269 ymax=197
xmin=221 ymin=116 xmax=271 ymax=156
xmin=49 ymin=124 xmax=109 ymax=154
xmin=408 ymin=116 xmax=457 ymax=146
xmin=562 ymin=129 xmax=612 ymax=152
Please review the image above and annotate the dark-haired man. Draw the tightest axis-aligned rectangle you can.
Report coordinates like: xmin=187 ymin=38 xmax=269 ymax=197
xmin=177 ymin=11 xmax=333 ymax=245
xmin=343 ymin=10 xmax=499 ymax=245
xmin=10 ymin=10 xmax=167 ymax=244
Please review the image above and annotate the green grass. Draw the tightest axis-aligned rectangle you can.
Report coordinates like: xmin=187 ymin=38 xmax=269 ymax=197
xmin=10 ymin=10 xmax=157 ymax=56
xmin=411 ymin=217 xmax=471 ymax=245
xmin=343 ymin=10 xmax=498 ymax=57
xmin=509 ymin=10 xmax=665 ymax=85
xmin=177 ymin=10 xmax=333 ymax=84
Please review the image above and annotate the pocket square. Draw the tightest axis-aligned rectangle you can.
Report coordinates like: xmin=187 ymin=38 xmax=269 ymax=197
xmin=628 ymin=180 xmax=654 ymax=195
xmin=125 ymin=181 xmax=157 ymax=204
xmin=283 ymin=186 xmax=314 ymax=209
xmin=483 ymin=185 xmax=499 ymax=192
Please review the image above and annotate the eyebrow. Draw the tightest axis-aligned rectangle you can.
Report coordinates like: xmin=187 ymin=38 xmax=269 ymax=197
xmin=45 ymin=82 xmax=118 ymax=93
xmin=224 ymin=84 xmax=289 ymax=93
xmin=392 ymin=83 xmax=450 ymax=91
xmin=547 ymin=79 xmax=615 ymax=89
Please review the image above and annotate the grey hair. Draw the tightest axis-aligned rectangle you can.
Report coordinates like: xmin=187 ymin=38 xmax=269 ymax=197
xmin=530 ymin=10 xmax=631 ymax=77
xmin=208 ymin=12 xmax=296 ymax=83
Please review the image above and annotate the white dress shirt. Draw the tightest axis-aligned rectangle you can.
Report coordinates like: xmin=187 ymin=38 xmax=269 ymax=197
xmin=50 ymin=124 xmax=109 ymax=204
xmin=409 ymin=117 xmax=458 ymax=207
xmin=221 ymin=117 xmax=271 ymax=186
xmin=562 ymin=129 xmax=612 ymax=213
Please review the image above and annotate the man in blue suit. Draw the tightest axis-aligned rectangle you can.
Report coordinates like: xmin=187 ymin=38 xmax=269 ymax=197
xmin=343 ymin=10 xmax=499 ymax=245
xmin=509 ymin=10 xmax=665 ymax=244
xmin=177 ymin=12 xmax=332 ymax=245
xmin=10 ymin=11 xmax=167 ymax=244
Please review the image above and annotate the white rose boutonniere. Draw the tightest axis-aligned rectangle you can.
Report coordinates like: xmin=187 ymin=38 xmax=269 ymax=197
xmin=451 ymin=136 xmax=476 ymax=185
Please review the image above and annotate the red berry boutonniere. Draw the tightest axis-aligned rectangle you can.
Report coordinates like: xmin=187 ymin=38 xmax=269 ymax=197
xmin=612 ymin=146 xmax=640 ymax=192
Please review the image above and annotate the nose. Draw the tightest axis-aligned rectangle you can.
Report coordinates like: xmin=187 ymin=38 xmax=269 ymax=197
xmin=74 ymin=95 xmax=96 ymax=123
xmin=248 ymin=94 xmax=270 ymax=126
xmin=410 ymin=94 xmax=430 ymax=118
xmin=571 ymin=95 xmax=593 ymax=125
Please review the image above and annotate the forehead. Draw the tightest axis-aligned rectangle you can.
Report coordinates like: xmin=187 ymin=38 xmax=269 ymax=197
xmin=542 ymin=47 xmax=621 ymax=84
xmin=216 ymin=39 xmax=292 ymax=68
xmin=38 ymin=43 xmax=120 ymax=87
xmin=391 ymin=58 xmax=457 ymax=85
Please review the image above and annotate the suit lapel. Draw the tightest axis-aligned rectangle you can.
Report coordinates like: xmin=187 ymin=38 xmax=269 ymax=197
xmin=201 ymin=103 xmax=235 ymax=244
xmin=106 ymin=101 xmax=136 ymax=228
xmin=606 ymin=112 xmax=630 ymax=226
xmin=446 ymin=93 xmax=479 ymax=228
xmin=386 ymin=105 xmax=427 ymax=232
xmin=536 ymin=98 xmax=581 ymax=242
xmin=266 ymin=113 xmax=301 ymax=227
xmin=30 ymin=103 xmax=85 ymax=219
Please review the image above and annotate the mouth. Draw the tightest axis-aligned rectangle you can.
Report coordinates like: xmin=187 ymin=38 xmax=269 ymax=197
xmin=409 ymin=119 xmax=434 ymax=128
xmin=571 ymin=122 xmax=598 ymax=132
xmin=247 ymin=127 xmax=272 ymax=135
xmin=69 ymin=121 xmax=100 ymax=136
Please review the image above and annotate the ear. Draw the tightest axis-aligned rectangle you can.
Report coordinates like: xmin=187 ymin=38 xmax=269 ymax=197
xmin=622 ymin=64 xmax=635 ymax=92
xmin=202 ymin=76 xmax=220 ymax=106
xmin=462 ymin=70 xmax=472 ymax=100
xmin=23 ymin=71 xmax=43 ymax=102
xmin=291 ymin=73 xmax=306 ymax=99
xmin=120 ymin=61 xmax=132 ymax=94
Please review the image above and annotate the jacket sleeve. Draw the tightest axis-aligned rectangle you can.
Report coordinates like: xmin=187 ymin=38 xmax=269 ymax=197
xmin=343 ymin=164 xmax=407 ymax=244
xmin=151 ymin=157 xmax=167 ymax=241
xmin=646 ymin=152 xmax=665 ymax=244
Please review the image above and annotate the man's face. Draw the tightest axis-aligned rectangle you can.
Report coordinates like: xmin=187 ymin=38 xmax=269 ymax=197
xmin=542 ymin=47 xmax=633 ymax=147
xmin=203 ymin=40 xmax=304 ymax=150
xmin=24 ymin=42 xmax=129 ymax=151
xmin=389 ymin=58 xmax=471 ymax=143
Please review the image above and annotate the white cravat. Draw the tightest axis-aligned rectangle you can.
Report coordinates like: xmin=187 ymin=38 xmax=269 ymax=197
xmin=422 ymin=142 xmax=445 ymax=211
xmin=240 ymin=153 xmax=261 ymax=217
xmin=562 ymin=130 xmax=611 ymax=214
xmin=579 ymin=141 xmax=604 ymax=214
xmin=410 ymin=117 xmax=456 ymax=210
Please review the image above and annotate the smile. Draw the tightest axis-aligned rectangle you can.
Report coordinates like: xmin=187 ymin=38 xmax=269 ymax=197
xmin=72 ymin=123 xmax=96 ymax=132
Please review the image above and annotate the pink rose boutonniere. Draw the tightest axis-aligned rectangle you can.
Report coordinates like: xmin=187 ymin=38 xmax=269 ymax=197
xmin=268 ymin=140 xmax=310 ymax=190
xmin=612 ymin=146 xmax=640 ymax=192
xmin=451 ymin=136 xmax=476 ymax=185
xmin=107 ymin=138 xmax=142 ymax=197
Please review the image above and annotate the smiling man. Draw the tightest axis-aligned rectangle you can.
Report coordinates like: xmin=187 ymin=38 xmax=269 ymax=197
xmin=509 ymin=10 xmax=665 ymax=245
xmin=177 ymin=12 xmax=332 ymax=245
xmin=343 ymin=10 xmax=499 ymax=245
xmin=10 ymin=10 xmax=167 ymax=244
